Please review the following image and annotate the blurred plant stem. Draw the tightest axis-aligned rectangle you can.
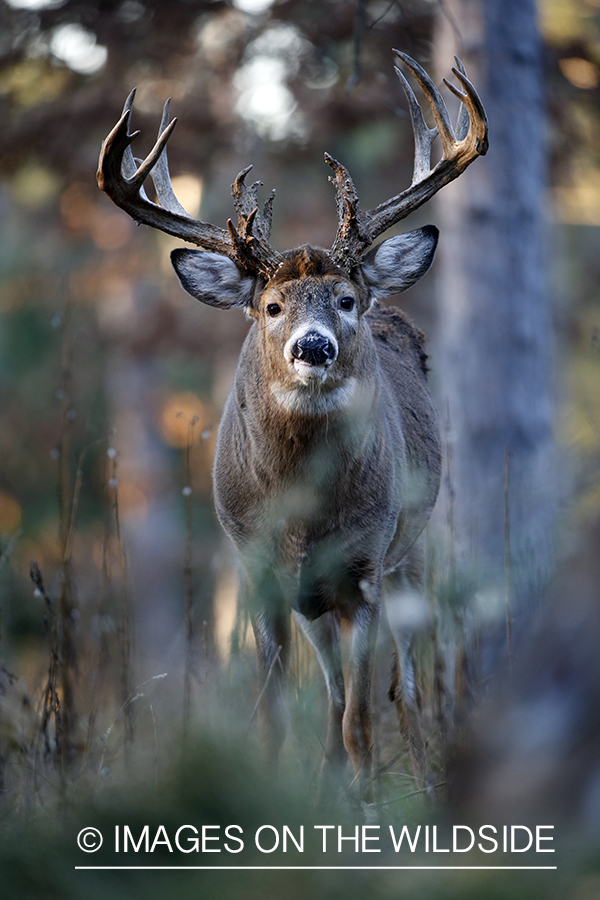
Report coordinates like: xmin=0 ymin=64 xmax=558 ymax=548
xmin=107 ymin=450 xmax=134 ymax=756
xmin=182 ymin=414 xmax=199 ymax=737
xmin=57 ymin=297 xmax=76 ymax=771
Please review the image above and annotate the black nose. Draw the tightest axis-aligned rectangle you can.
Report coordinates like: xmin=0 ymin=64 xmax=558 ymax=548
xmin=292 ymin=332 xmax=336 ymax=366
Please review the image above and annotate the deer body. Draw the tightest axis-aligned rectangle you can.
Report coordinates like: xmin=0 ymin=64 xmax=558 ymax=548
xmin=98 ymin=50 xmax=487 ymax=792
xmin=214 ymin=287 xmax=441 ymax=597
xmin=170 ymin=242 xmax=442 ymax=785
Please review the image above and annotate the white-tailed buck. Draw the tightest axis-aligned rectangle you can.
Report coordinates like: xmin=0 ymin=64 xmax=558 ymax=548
xmin=98 ymin=51 xmax=488 ymax=795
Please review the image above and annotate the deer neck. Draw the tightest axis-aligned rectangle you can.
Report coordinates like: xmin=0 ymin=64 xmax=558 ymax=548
xmin=236 ymin=323 xmax=380 ymax=465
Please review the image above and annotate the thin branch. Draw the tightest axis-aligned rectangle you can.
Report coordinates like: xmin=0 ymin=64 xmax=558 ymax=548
xmin=380 ymin=780 xmax=446 ymax=806
xmin=246 ymin=646 xmax=283 ymax=736
xmin=346 ymin=0 xmax=368 ymax=92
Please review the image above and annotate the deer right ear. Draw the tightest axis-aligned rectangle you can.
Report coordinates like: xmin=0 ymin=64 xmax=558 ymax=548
xmin=171 ymin=249 xmax=255 ymax=310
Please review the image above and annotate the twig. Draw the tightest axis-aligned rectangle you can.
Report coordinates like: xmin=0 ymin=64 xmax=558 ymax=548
xmin=56 ymin=298 xmax=75 ymax=771
xmin=246 ymin=645 xmax=283 ymax=736
xmin=29 ymin=562 xmax=62 ymax=786
xmin=62 ymin=435 xmax=107 ymax=567
xmin=346 ymin=0 xmax=367 ymax=92
xmin=181 ymin=414 xmax=199 ymax=734
xmin=380 ymin=780 xmax=446 ymax=806
xmin=107 ymin=450 xmax=134 ymax=751
xmin=348 ymin=741 xmax=375 ymax=790
xmin=95 ymin=673 xmax=167 ymax=787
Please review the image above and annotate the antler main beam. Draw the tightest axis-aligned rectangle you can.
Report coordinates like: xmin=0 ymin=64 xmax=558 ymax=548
xmin=327 ymin=51 xmax=489 ymax=270
xmin=97 ymin=90 xmax=283 ymax=278
xmin=98 ymin=51 xmax=487 ymax=279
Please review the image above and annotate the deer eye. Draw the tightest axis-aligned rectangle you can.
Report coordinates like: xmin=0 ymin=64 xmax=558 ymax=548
xmin=339 ymin=296 xmax=355 ymax=311
xmin=266 ymin=303 xmax=283 ymax=318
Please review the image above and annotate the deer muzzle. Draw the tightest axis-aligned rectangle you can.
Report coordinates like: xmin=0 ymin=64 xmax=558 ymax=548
xmin=291 ymin=332 xmax=337 ymax=368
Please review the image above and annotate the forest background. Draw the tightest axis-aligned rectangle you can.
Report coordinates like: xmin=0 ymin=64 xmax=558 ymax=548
xmin=1 ymin=0 xmax=600 ymax=898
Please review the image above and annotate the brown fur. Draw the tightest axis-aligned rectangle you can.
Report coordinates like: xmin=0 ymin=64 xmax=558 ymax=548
xmin=269 ymin=245 xmax=347 ymax=285
xmin=367 ymin=306 xmax=430 ymax=376
xmin=163 ymin=232 xmax=443 ymax=794
xmin=208 ymin=245 xmax=442 ymax=794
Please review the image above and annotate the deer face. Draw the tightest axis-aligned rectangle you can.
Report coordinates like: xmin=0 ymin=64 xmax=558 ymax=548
xmin=170 ymin=227 xmax=438 ymax=413
xmin=257 ymin=271 xmax=362 ymax=412
xmin=258 ymin=246 xmax=365 ymax=371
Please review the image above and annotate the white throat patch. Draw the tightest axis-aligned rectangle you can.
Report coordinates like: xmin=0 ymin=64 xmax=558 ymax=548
xmin=270 ymin=378 xmax=358 ymax=415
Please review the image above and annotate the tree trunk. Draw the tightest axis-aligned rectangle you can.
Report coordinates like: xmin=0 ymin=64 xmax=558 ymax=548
xmin=433 ymin=0 xmax=556 ymax=611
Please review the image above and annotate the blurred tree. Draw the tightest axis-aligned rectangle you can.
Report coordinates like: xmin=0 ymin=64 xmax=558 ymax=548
xmin=433 ymin=0 xmax=556 ymax=617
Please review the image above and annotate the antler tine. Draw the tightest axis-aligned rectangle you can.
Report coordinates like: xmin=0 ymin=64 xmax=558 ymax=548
xmin=149 ymin=98 xmax=190 ymax=217
xmin=393 ymin=50 xmax=456 ymax=156
xmin=110 ymin=92 xmax=157 ymax=209
xmin=324 ymin=154 xmax=360 ymax=228
xmin=324 ymin=152 xmax=365 ymax=270
xmin=119 ymin=89 xmax=139 ymax=180
xmin=327 ymin=52 xmax=488 ymax=269
xmin=394 ymin=65 xmax=438 ymax=186
xmin=228 ymin=167 xmax=283 ymax=275
xmin=126 ymin=117 xmax=177 ymax=192
xmin=451 ymin=56 xmax=470 ymax=142
xmin=261 ymin=188 xmax=276 ymax=239
xmin=444 ymin=60 xmax=489 ymax=155
xmin=232 ymin=166 xmax=260 ymax=212
xmin=231 ymin=166 xmax=277 ymax=244
xmin=98 ymin=93 xmax=231 ymax=255
xmin=98 ymin=93 xmax=285 ymax=275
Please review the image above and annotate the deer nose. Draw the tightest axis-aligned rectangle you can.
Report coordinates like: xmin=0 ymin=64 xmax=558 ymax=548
xmin=292 ymin=332 xmax=337 ymax=366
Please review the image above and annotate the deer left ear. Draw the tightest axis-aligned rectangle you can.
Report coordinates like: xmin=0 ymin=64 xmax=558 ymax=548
xmin=360 ymin=225 xmax=439 ymax=298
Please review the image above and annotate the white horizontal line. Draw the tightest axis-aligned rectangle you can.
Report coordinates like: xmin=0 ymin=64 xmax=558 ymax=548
xmin=75 ymin=866 xmax=558 ymax=871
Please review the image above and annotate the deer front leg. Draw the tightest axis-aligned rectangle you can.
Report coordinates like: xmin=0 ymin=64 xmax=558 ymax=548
xmin=388 ymin=632 xmax=427 ymax=781
xmin=243 ymin=563 xmax=290 ymax=768
xmin=385 ymin=543 xmax=431 ymax=784
xmin=293 ymin=610 xmax=346 ymax=771
xmin=343 ymin=585 xmax=381 ymax=800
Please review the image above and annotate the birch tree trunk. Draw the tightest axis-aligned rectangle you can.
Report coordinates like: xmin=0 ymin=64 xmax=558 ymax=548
xmin=433 ymin=0 xmax=556 ymax=612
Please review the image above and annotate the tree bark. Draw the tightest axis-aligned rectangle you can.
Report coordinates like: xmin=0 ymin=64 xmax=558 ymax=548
xmin=433 ymin=0 xmax=556 ymax=609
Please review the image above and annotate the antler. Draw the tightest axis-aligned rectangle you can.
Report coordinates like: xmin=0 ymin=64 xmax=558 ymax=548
xmin=98 ymin=52 xmax=487 ymax=280
xmin=326 ymin=51 xmax=489 ymax=270
xmin=97 ymin=90 xmax=284 ymax=278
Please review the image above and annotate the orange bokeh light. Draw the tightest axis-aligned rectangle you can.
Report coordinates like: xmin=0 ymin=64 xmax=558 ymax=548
xmin=159 ymin=392 xmax=211 ymax=449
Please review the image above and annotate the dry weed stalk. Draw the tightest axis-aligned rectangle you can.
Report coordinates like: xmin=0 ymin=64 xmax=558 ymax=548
xmin=106 ymin=447 xmax=134 ymax=750
xmin=95 ymin=673 xmax=167 ymax=788
xmin=56 ymin=300 xmax=76 ymax=763
xmin=29 ymin=561 xmax=63 ymax=794
xmin=179 ymin=413 xmax=199 ymax=734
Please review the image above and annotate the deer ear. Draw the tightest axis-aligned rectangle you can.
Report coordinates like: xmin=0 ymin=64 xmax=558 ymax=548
xmin=361 ymin=225 xmax=439 ymax=298
xmin=171 ymin=249 xmax=255 ymax=309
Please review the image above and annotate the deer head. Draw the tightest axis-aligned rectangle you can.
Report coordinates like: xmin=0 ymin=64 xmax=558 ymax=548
xmin=97 ymin=51 xmax=487 ymax=415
